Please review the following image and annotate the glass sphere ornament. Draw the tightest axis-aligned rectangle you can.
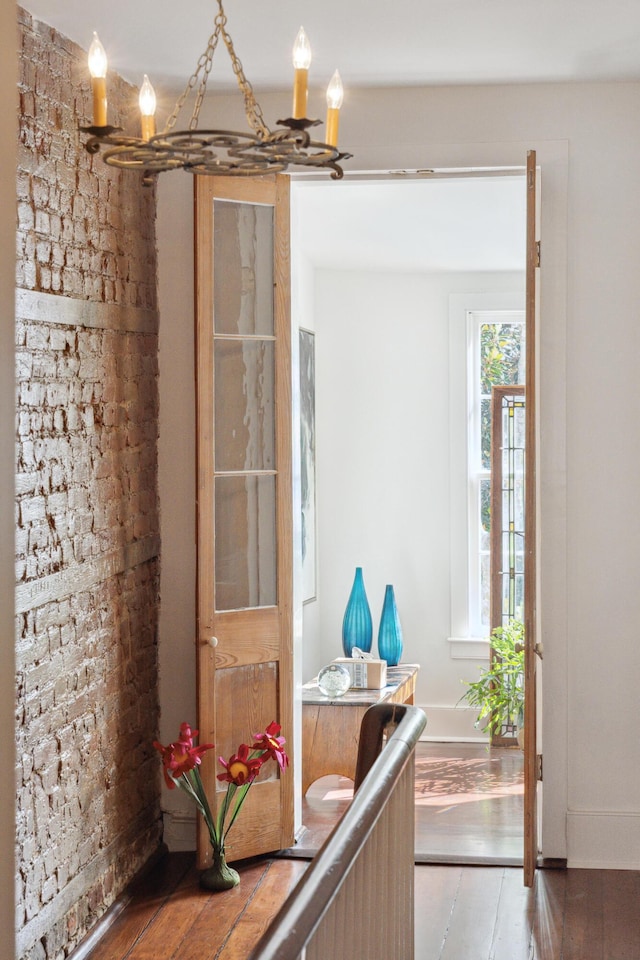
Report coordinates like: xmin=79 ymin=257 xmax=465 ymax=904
xmin=317 ymin=662 xmax=352 ymax=698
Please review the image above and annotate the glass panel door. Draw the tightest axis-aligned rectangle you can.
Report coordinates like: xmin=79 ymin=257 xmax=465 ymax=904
xmin=195 ymin=176 xmax=294 ymax=867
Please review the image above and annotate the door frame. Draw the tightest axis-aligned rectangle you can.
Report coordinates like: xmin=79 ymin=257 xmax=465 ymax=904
xmin=289 ymin=159 xmax=548 ymax=877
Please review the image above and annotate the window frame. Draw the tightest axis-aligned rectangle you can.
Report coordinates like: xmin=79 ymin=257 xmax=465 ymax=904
xmin=448 ymin=293 xmax=525 ymax=652
xmin=468 ymin=309 xmax=526 ymax=638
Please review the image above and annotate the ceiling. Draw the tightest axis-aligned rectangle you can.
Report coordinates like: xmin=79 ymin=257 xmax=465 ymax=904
xmin=23 ymin=0 xmax=640 ymax=93
xmin=293 ymin=175 xmax=526 ymax=273
xmin=21 ymin=1 xmax=625 ymax=272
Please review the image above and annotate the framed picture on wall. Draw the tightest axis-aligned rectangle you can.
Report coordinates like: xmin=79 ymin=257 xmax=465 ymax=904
xmin=299 ymin=328 xmax=317 ymax=603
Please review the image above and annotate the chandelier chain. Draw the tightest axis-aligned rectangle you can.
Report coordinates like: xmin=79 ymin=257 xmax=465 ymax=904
xmin=164 ymin=24 xmax=221 ymax=132
xmin=190 ymin=33 xmax=219 ymax=131
xmin=163 ymin=0 xmax=269 ymax=139
xmin=219 ymin=16 xmax=270 ymax=137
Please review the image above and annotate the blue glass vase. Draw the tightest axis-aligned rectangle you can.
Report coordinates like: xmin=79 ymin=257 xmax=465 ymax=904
xmin=342 ymin=567 xmax=373 ymax=656
xmin=377 ymin=584 xmax=403 ymax=666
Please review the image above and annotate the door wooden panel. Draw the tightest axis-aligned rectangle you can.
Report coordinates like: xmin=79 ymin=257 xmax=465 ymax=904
xmin=195 ymin=174 xmax=293 ymax=867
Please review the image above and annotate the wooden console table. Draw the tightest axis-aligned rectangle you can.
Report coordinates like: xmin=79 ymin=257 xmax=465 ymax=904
xmin=301 ymin=663 xmax=419 ymax=795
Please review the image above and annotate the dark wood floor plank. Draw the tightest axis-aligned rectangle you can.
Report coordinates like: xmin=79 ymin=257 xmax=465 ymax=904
xmin=215 ymin=860 xmax=307 ymax=959
xmin=85 ymin=852 xmax=195 ymax=960
xmin=563 ymin=869 xmax=605 ymax=960
xmin=490 ymin=868 xmax=536 ymax=960
xmin=602 ymin=870 xmax=640 ymax=960
xmin=530 ymin=869 xmax=566 ymax=960
xmin=439 ymin=866 xmax=505 ymax=959
xmin=123 ymin=862 xmax=217 ymax=960
xmin=165 ymin=860 xmax=275 ymax=960
xmin=414 ymin=865 xmax=463 ymax=960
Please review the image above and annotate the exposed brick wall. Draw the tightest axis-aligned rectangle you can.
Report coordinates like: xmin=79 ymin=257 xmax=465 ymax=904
xmin=16 ymin=9 xmax=162 ymax=959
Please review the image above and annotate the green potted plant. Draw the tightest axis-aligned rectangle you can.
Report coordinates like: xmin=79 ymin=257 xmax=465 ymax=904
xmin=459 ymin=619 xmax=525 ymax=742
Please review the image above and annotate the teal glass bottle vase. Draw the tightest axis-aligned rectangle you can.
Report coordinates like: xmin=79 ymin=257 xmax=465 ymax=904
xmin=378 ymin=584 xmax=403 ymax=666
xmin=342 ymin=567 xmax=373 ymax=656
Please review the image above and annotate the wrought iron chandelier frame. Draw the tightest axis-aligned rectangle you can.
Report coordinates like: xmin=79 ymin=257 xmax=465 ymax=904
xmin=81 ymin=0 xmax=352 ymax=184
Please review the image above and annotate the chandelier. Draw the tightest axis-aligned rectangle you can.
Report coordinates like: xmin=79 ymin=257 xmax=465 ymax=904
xmin=80 ymin=0 xmax=352 ymax=185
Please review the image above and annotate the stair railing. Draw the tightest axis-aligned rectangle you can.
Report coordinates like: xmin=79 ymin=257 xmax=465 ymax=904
xmin=248 ymin=702 xmax=426 ymax=960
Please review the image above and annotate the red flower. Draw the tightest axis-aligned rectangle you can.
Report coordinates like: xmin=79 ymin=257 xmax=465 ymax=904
xmin=153 ymin=728 xmax=214 ymax=789
xmin=179 ymin=723 xmax=199 ymax=746
xmin=217 ymin=743 xmax=263 ymax=786
xmin=252 ymin=721 xmax=289 ymax=773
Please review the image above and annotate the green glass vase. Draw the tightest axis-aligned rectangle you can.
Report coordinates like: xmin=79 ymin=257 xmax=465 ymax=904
xmin=199 ymin=847 xmax=240 ymax=892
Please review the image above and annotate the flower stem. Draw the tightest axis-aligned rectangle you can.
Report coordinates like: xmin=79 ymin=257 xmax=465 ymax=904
xmin=223 ymin=781 xmax=253 ymax=840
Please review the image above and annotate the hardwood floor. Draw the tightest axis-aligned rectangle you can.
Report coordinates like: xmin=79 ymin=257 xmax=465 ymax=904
xmin=413 ymin=741 xmax=524 ymax=863
xmin=415 ymin=865 xmax=640 ymax=959
xmin=293 ymin=741 xmax=524 ymax=863
xmin=79 ymin=853 xmax=640 ymax=960
xmin=81 ymin=853 xmax=307 ymax=960
xmin=77 ymin=745 xmax=639 ymax=959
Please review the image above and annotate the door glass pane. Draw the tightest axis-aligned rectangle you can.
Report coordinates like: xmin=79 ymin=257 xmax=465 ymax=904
xmin=213 ymin=200 xmax=274 ymax=336
xmin=497 ymin=393 xmax=526 ymax=627
xmin=215 ymin=475 xmax=277 ymax=611
xmin=215 ymin=339 xmax=275 ymax=472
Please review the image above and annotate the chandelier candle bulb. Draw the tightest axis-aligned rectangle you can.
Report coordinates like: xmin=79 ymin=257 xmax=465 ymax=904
xmin=139 ymin=74 xmax=157 ymax=140
xmin=88 ymin=31 xmax=108 ymax=126
xmin=325 ymin=69 xmax=343 ymax=147
xmin=292 ymin=26 xmax=311 ymax=118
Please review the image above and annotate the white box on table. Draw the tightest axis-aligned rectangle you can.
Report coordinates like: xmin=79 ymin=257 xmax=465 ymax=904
xmin=331 ymin=657 xmax=387 ymax=689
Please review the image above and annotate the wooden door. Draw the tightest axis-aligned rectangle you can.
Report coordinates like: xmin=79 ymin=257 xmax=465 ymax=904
xmin=523 ymin=150 xmax=541 ymax=886
xmin=195 ymin=174 xmax=294 ymax=868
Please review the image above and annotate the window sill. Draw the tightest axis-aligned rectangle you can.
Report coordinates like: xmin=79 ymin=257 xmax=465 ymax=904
xmin=447 ymin=637 xmax=490 ymax=660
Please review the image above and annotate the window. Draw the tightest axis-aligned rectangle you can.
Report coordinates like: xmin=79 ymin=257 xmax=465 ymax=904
xmin=468 ymin=311 xmax=526 ymax=636
xmin=448 ymin=293 xmax=525 ymax=648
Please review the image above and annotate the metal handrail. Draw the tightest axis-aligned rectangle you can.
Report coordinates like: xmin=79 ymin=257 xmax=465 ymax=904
xmin=248 ymin=703 xmax=426 ymax=960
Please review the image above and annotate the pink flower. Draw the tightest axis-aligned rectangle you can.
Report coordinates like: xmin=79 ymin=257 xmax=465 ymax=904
xmin=252 ymin=721 xmax=289 ymax=773
xmin=153 ymin=726 xmax=214 ymax=789
xmin=217 ymin=743 xmax=263 ymax=786
xmin=179 ymin=723 xmax=199 ymax=746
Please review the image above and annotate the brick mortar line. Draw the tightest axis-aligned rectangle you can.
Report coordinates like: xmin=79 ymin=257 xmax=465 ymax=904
xmin=16 ymin=289 xmax=159 ymax=334
xmin=15 ymin=534 xmax=160 ymax=614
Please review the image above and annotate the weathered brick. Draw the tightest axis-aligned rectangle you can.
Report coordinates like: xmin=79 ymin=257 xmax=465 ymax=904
xmin=20 ymin=495 xmax=46 ymax=524
xmin=34 ymin=208 xmax=50 ymax=235
xmin=16 ymin=12 xmax=161 ymax=960
xmin=17 ymin=200 xmax=35 ymax=231
xmin=24 ymin=324 xmax=49 ymax=351
xmin=35 ymin=239 xmax=51 ymax=263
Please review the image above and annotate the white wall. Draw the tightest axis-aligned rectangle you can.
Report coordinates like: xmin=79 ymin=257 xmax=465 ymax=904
xmin=1 ymin=1 xmax=16 ymax=952
xmin=157 ymin=81 xmax=640 ymax=868
xmin=156 ymin=171 xmax=198 ymax=847
xmin=290 ymin=248 xmax=318 ymax=833
xmin=306 ymin=268 xmax=523 ymax=741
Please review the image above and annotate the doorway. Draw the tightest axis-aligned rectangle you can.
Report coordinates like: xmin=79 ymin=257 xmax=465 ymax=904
xmin=291 ymin=171 xmax=527 ymax=862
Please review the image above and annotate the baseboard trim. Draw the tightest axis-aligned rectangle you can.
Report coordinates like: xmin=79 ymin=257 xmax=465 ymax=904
xmin=416 ymin=702 xmax=490 ymax=741
xmin=68 ymin=843 xmax=169 ymax=960
xmin=162 ymin=810 xmax=197 ymax=851
xmin=567 ymin=810 xmax=640 ymax=870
